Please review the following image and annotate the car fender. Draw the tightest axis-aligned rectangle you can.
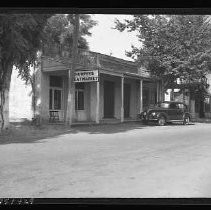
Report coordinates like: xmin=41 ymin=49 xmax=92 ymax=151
xmin=183 ymin=112 xmax=191 ymax=120
xmin=156 ymin=112 xmax=168 ymax=120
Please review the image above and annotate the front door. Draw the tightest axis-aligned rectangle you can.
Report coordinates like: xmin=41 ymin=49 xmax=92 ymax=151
xmin=124 ymin=83 xmax=131 ymax=118
xmin=104 ymin=81 xmax=115 ymax=118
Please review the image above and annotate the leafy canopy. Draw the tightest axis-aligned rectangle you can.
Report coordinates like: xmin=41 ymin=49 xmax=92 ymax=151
xmin=115 ymin=15 xmax=211 ymax=89
xmin=43 ymin=14 xmax=97 ymax=56
xmin=0 ymin=14 xmax=51 ymax=88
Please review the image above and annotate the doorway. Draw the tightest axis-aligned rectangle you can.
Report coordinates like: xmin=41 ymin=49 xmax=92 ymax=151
xmin=124 ymin=83 xmax=131 ymax=118
xmin=104 ymin=81 xmax=115 ymax=118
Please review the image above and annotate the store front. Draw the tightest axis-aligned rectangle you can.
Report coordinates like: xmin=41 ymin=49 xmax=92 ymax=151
xmin=36 ymin=50 xmax=161 ymax=124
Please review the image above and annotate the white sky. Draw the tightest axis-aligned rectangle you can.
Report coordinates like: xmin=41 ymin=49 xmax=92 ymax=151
xmin=85 ymin=14 xmax=141 ymax=61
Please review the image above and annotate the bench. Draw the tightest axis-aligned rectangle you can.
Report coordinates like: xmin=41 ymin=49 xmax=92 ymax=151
xmin=49 ymin=111 xmax=59 ymax=123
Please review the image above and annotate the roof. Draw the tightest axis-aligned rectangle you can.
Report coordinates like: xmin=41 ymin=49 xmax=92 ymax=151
xmin=162 ymin=101 xmax=187 ymax=104
xmin=41 ymin=50 xmax=154 ymax=80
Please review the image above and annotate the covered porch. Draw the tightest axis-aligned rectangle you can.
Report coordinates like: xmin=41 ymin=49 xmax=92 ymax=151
xmin=39 ymin=50 xmax=162 ymax=124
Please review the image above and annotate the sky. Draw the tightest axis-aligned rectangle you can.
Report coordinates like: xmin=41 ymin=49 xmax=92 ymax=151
xmin=9 ymin=14 xmax=142 ymax=119
xmin=85 ymin=14 xmax=141 ymax=61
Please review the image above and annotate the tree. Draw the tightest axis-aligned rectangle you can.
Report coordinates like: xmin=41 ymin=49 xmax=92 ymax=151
xmin=115 ymin=15 xmax=211 ymax=92
xmin=0 ymin=14 xmax=51 ymax=131
xmin=43 ymin=14 xmax=97 ymax=56
xmin=27 ymin=14 xmax=97 ymax=122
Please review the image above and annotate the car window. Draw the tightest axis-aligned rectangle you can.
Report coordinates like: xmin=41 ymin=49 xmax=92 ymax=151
xmin=178 ymin=104 xmax=185 ymax=109
xmin=169 ymin=103 xmax=177 ymax=109
xmin=159 ymin=103 xmax=169 ymax=108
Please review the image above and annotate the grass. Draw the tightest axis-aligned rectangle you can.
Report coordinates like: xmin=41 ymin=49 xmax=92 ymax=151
xmin=0 ymin=120 xmax=73 ymax=144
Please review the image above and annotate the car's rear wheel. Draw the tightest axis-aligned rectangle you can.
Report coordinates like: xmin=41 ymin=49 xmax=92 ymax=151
xmin=158 ymin=116 xmax=166 ymax=126
xmin=183 ymin=116 xmax=190 ymax=125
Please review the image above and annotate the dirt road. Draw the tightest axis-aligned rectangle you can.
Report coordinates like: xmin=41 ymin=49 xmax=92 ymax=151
xmin=0 ymin=122 xmax=211 ymax=198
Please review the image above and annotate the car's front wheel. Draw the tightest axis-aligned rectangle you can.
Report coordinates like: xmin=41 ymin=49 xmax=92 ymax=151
xmin=183 ymin=116 xmax=190 ymax=125
xmin=158 ymin=116 xmax=166 ymax=126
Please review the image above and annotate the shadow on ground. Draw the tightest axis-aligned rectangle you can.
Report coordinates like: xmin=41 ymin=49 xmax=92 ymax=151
xmin=0 ymin=119 xmax=195 ymax=145
xmin=0 ymin=120 xmax=154 ymax=145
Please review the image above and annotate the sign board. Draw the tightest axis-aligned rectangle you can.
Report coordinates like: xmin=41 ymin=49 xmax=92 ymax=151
xmin=138 ymin=67 xmax=151 ymax=78
xmin=74 ymin=70 xmax=99 ymax=82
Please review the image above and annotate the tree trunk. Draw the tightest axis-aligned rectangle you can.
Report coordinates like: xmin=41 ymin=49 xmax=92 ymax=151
xmin=0 ymin=65 xmax=13 ymax=132
xmin=0 ymin=89 xmax=10 ymax=130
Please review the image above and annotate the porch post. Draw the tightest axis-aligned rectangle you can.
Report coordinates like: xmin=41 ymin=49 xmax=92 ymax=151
xmin=65 ymin=14 xmax=79 ymax=125
xmin=96 ymin=81 xmax=100 ymax=124
xmin=140 ymin=79 xmax=143 ymax=112
xmin=156 ymin=81 xmax=160 ymax=103
xmin=121 ymin=76 xmax=124 ymax=122
xmin=66 ymin=69 xmax=74 ymax=124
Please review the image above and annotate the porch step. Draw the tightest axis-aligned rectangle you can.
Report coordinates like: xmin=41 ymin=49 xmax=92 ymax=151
xmin=48 ymin=119 xmax=142 ymax=126
xmin=72 ymin=121 xmax=97 ymax=126
xmin=100 ymin=119 xmax=121 ymax=124
xmin=192 ymin=118 xmax=211 ymax=123
xmin=48 ymin=121 xmax=65 ymax=125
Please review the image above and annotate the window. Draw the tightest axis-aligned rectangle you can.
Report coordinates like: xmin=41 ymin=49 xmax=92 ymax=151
xmin=50 ymin=76 xmax=62 ymax=88
xmin=169 ymin=103 xmax=177 ymax=109
xmin=205 ymin=97 xmax=211 ymax=112
xmin=178 ymin=103 xmax=187 ymax=110
xmin=49 ymin=76 xmax=63 ymax=110
xmin=158 ymin=102 xmax=169 ymax=108
xmin=54 ymin=89 xmax=62 ymax=109
xmin=75 ymin=83 xmax=85 ymax=110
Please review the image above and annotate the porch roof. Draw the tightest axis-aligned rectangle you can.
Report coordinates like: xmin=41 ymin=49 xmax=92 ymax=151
xmin=123 ymin=72 xmax=158 ymax=81
xmin=166 ymin=82 xmax=203 ymax=89
xmin=41 ymin=51 xmax=156 ymax=81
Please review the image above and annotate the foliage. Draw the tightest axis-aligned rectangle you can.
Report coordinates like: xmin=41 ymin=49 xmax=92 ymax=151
xmin=0 ymin=14 xmax=51 ymax=130
xmin=43 ymin=14 xmax=97 ymax=56
xmin=0 ymin=14 xmax=51 ymax=86
xmin=29 ymin=14 xmax=97 ymax=117
xmin=115 ymin=15 xmax=211 ymax=92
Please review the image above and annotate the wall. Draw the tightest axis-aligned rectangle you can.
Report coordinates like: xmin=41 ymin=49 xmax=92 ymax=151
xmin=90 ymin=82 xmax=97 ymax=121
xmin=39 ymin=72 xmax=49 ymax=122
xmin=206 ymin=73 xmax=211 ymax=118
xmin=9 ymin=69 xmax=33 ymax=121
xmin=75 ymin=83 xmax=91 ymax=121
xmin=99 ymin=74 xmax=122 ymax=120
xmin=89 ymin=74 xmax=140 ymax=121
xmin=206 ymin=74 xmax=211 ymax=95
xmin=124 ymin=78 xmax=138 ymax=119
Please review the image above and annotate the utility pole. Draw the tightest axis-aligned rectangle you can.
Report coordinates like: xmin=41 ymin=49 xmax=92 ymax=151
xmin=66 ymin=14 xmax=80 ymax=125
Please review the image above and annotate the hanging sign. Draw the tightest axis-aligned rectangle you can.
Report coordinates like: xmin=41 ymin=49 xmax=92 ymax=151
xmin=74 ymin=70 xmax=99 ymax=82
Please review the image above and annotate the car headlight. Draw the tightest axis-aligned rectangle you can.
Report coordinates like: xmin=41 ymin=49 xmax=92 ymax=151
xmin=149 ymin=112 xmax=157 ymax=118
xmin=151 ymin=112 xmax=156 ymax=116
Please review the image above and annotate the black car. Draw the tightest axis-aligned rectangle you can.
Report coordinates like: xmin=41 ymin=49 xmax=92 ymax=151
xmin=138 ymin=101 xmax=191 ymax=126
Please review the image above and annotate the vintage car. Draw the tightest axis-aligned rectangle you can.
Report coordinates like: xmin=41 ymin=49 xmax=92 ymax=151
xmin=138 ymin=101 xmax=191 ymax=126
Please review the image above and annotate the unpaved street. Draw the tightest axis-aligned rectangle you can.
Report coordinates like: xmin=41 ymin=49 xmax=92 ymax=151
xmin=1 ymin=122 xmax=211 ymax=198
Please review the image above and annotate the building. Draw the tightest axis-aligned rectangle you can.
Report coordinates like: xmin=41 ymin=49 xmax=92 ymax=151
xmin=34 ymin=50 xmax=162 ymax=124
xmin=164 ymin=73 xmax=211 ymax=119
xmin=9 ymin=69 xmax=33 ymax=121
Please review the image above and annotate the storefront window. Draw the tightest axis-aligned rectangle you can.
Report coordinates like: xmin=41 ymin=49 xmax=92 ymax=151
xmin=75 ymin=83 xmax=85 ymax=110
xmin=54 ymin=89 xmax=62 ymax=110
xmin=49 ymin=76 xmax=63 ymax=110
xmin=50 ymin=76 xmax=63 ymax=88
xmin=49 ymin=89 xmax=53 ymax=109
xmin=205 ymin=97 xmax=211 ymax=112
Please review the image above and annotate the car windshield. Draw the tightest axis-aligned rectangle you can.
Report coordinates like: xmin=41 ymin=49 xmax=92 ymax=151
xmin=157 ymin=102 xmax=170 ymax=108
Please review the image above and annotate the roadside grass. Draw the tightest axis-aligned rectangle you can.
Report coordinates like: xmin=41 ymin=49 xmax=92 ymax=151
xmin=0 ymin=120 xmax=147 ymax=144
xmin=1 ymin=117 xmax=206 ymax=145
xmin=0 ymin=120 xmax=73 ymax=144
